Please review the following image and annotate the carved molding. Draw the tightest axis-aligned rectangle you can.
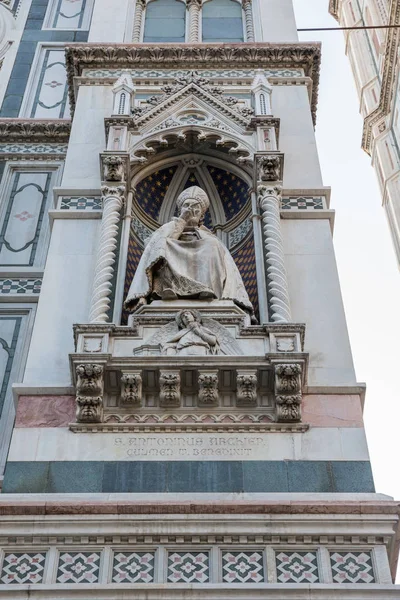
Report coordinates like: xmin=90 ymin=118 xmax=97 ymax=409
xmin=328 ymin=0 xmax=340 ymax=20
xmin=0 ymin=119 xmax=71 ymax=143
xmin=65 ymin=44 xmax=321 ymax=123
xmin=132 ymin=0 xmax=146 ymax=43
xmin=258 ymin=185 xmax=292 ymax=323
xmin=274 ymin=363 xmax=302 ymax=423
xmin=242 ymin=0 xmax=255 ymax=43
xmin=120 ymin=371 xmax=142 ymax=406
xmin=236 ymin=370 xmax=257 ymax=406
xmin=198 ymin=371 xmax=219 ymax=406
xmin=75 ymin=363 xmax=104 ymax=423
xmin=88 ymin=186 xmax=125 ymax=324
xmin=160 ymin=371 xmax=181 ymax=407
xmin=362 ymin=0 xmax=400 ymax=154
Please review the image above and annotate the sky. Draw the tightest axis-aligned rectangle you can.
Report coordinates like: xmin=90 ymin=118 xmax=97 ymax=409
xmin=292 ymin=0 xmax=400 ymax=502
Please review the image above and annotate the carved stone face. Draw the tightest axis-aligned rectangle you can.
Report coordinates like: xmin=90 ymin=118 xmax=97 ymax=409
xmin=181 ymin=311 xmax=196 ymax=326
xmin=179 ymin=197 xmax=203 ymax=225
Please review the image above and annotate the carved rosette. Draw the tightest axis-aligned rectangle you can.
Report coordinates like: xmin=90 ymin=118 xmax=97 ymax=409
xmin=88 ymin=186 xmax=125 ymax=323
xmin=258 ymin=185 xmax=292 ymax=323
xmin=242 ymin=0 xmax=255 ymax=42
xmin=75 ymin=363 xmax=104 ymax=423
xmin=187 ymin=0 xmax=202 ymax=43
xmin=274 ymin=363 xmax=302 ymax=422
xmin=236 ymin=370 xmax=258 ymax=406
xmin=132 ymin=0 xmax=147 ymax=42
xmin=120 ymin=372 xmax=142 ymax=406
xmin=103 ymin=155 xmax=125 ymax=182
xmin=198 ymin=371 xmax=219 ymax=406
xmin=160 ymin=371 xmax=181 ymax=407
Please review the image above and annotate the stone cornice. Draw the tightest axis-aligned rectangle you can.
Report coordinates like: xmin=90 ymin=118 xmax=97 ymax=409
xmin=0 ymin=119 xmax=71 ymax=143
xmin=362 ymin=0 xmax=400 ymax=154
xmin=65 ymin=43 xmax=321 ymax=124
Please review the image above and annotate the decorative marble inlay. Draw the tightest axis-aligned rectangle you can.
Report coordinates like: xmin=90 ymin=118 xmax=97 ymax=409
xmin=0 ymin=278 xmax=42 ymax=294
xmin=0 ymin=552 xmax=46 ymax=584
xmin=112 ymin=551 xmax=155 ymax=583
xmin=0 ymin=143 xmax=68 ymax=155
xmin=132 ymin=216 xmax=153 ymax=244
xmin=330 ymin=551 xmax=375 ymax=584
xmin=229 ymin=217 xmax=252 ymax=249
xmin=167 ymin=551 xmax=209 ymax=583
xmin=60 ymin=196 xmax=101 ymax=210
xmin=281 ymin=196 xmax=324 ymax=210
xmin=276 ymin=551 xmax=319 ymax=584
xmin=57 ymin=552 xmax=100 ymax=584
xmin=222 ymin=551 xmax=264 ymax=583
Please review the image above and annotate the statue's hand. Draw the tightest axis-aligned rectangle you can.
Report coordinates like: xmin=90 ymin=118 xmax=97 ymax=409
xmin=170 ymin=217 xmax=186 ymax=239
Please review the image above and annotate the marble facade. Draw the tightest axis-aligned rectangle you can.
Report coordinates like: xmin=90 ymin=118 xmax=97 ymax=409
xmin=0 ymin=0 xmax=396 ymax=597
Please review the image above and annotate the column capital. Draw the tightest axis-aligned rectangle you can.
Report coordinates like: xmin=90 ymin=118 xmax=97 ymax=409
xmin=186 ymin=0 xmax=202 ymax=7
xmin=257 ymin=184 xmax=282 ymax=206
xmin=101 ymin=185 xmax=126 ymax=201
xmin=242 ymin=0 xmax=253 ymax=6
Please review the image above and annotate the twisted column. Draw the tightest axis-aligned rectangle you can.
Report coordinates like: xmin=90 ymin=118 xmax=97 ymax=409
xmin=242 ymin=0 xmax=255 ymax=42
xmin=258 ymin=185 xmax=292 ymax=323
xmin=89 ymin=186 xmax=125 ymax=323
xmin=187 ymin=0 xmax=201 ymax=43
xmin=132 ymin=0 xmax=146 ymax=42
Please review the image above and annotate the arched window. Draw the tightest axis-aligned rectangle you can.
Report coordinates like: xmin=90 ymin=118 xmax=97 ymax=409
xmin=118 ymin=93 xmax=127 ymax=115
xmin=202 ymin=0 xmax=244 ymax=43
xmin=143 ymin=0 xmax=186 ymax=43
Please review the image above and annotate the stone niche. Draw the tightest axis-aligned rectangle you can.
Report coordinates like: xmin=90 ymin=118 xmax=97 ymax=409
xmin=71 ymin=301 xmax=308 ymax=431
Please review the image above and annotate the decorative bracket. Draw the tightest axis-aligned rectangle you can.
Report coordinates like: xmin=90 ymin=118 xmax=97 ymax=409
xmin=100 ymin=152 xmax=130 ymax=183
xmin=120 ymin=371 xmax=143 ymax=407
xmin=274 ymin=363 xmax=303 ymax=422
xmin=236 ymin=370 xmax=258 ymax=406
xmin=254 ymin=152 xmax=284 ymax=185
xmin=75 ymin=363 xmax=104 ymax=423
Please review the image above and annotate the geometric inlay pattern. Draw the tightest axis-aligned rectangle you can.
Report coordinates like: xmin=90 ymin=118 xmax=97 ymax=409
xmin=56 ymin=552 xmax=101 ymax=584
xmin=60 ymin=196 xmax=101 ymax=210
xmin=112 ymin=552 xmax=155 ymax=583
xmin=222 ymin=551 xmax=264 ymax=583
xmin=0 ymin=143 xmax=68 ymax=155
xmin=167 ymin=552 xmax=209 ymax=583
xmin=276 ymin=551 xmax=319 ymax=584
xmin=0 ymin=552 xmax=46 ymax=584
xmin=0 ymin=278 xmax=42 ymax=294
xmin=330 ymin=551 xmax=375 ymax=584
xmin=281 ymin=196 xmax=324 ymax=210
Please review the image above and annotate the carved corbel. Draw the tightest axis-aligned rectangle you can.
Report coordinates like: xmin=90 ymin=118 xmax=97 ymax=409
xmin=236 ymin=370 xmax=258 ymax=406
xmin=274 ymin=363 xmax=302 ymax=422
xmin=101 ymin=153 xmax=130 ymax=183
xmin=75 ymin=364 xmax=104 ymax=423
xmin=198 ymin=371 xmax=219 ymax=406
xmin=120 ymin=371 xmax=142 ymax=406
xmin=160 ymin=371 xmax=181 ymax=408
xmin=254 ymin=152 xmax=284 ymax=185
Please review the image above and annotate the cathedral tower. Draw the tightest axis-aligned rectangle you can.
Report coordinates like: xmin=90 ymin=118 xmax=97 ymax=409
xmin=0 ymin=0 xmax=397 ymax=596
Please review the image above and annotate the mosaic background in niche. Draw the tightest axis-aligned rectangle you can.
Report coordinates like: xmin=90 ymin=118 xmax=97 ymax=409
xmin=121 ymin=233 xmax=144 ymax=325
xmin=207 ymin=166 xmax=249 ymax=221
xmin=135 ymin=166 xmax=178 ymax=221
xmin=232 ymin=233 xmax=259 ymax=318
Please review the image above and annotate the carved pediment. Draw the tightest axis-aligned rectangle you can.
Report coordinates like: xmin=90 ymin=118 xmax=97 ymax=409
xmin=134 ymin=81 xmax=253 ymax=131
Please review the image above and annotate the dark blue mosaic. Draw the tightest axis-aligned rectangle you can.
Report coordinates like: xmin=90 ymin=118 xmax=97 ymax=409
xmin=207 ymin=166 xmax=249 ymax=222
xmin=135 ymin=166 xmax=178 ymax=221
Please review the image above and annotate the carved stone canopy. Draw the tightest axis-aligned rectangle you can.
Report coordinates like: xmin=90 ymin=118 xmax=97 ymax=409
xmin=65 ymin=43 xmax=321 ymax=123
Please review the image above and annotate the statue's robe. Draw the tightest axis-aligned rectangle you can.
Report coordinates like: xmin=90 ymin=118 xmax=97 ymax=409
xmin=125 ymin=219 xmax=253 ymax=313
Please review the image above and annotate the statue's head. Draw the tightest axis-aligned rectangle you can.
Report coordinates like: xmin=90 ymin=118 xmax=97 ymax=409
xmin=176 ymin=186 xmax=209 ymax=225
xmin=176 ymin=309 xmax=202 ymax=329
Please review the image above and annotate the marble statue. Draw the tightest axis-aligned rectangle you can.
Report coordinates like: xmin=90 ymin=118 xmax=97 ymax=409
xmin=125 ymin=186 xmax=253 ymax=314
xmin=145 ymin=309 xmax=243 ymax=356
xmin=162 ymin=310 xmax=219 ymax=356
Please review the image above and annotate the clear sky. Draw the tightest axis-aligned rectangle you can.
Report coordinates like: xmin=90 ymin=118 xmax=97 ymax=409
xmin=293 ymin=0 xmax=400 ymax=502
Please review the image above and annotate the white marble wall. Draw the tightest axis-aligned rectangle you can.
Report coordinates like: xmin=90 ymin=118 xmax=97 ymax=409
xmin=255 ymin=0 xmax=298 ymax=43
xmin=88 ymin=0 xmax=132 ymax=42
xmin=282 ymin=218 xmax=356 ymax=386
